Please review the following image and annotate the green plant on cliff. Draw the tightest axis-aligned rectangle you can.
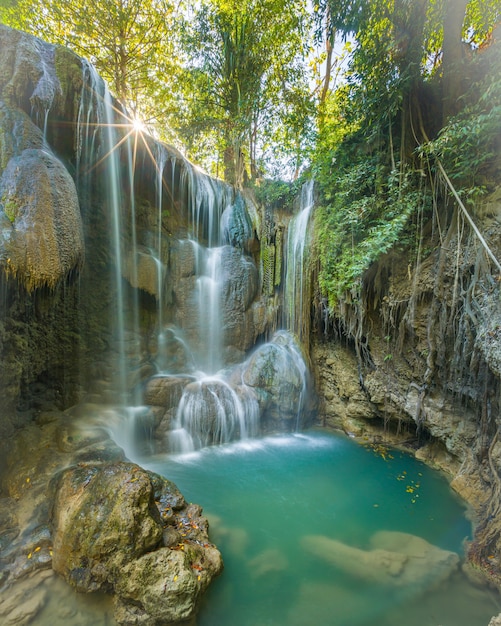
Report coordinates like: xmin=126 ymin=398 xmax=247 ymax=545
xmin=311 ymin=0 xmax=500 ymax=310
xmin=315 ymin=161 xmax=430 ymax=307
xmin=419 ymin=43 xmax=501 ymax=195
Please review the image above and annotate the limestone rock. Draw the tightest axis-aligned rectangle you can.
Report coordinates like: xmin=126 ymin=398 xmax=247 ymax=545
xmin=50 ymin=459 xmax=222 ymax=625
xmin=311 ymin=340 xmax=376 ymax=433
xmin=114 ymin=543 xmax=222 ymax=626
xmin=241 ymin=331 xmax=309 ymax=428
xmin=51 ymin=462 xmax=163 ymax=592
xmin=123 ymin=246 xmax=164 ymax=297
xmin=221 ymin=193 xmax=256 ymax=251
xmin=0 ymin=25 xmax=60 ymax=112
xmin=220 ymin=245 xmax=258 ymax=313
xmin=144 ymin=375 xmax=192 ymax=409
xmin=174 ymin=378 xmax=248 ymax=447
xmin=149 ymin=329 xmax=196 ymax=373
xmin=489 ymin=614 xmax=501 ymax=626
xmin=0 ymin=148 xmax=84 ymax=290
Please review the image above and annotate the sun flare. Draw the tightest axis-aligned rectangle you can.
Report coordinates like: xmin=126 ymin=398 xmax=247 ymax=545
xmin=132 ymin=116 xmax=147 ymax=134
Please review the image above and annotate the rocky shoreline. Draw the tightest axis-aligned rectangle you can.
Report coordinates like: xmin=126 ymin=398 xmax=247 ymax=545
xmin=0 ymin=409 xmax=222 ymax=626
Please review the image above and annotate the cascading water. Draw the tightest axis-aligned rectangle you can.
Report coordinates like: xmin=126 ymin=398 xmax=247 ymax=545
xmin=72 ymin=60 xmax=311 ymax=457
xmin=284 ymin=179 xmax=314 ymax=343
xmin=30 ymin=37 xmax=61 ymax=141
xmin=74 ymin=62 xmax=152 ymax=456
xmin=169 ymin=375 xmax=259 ymax=452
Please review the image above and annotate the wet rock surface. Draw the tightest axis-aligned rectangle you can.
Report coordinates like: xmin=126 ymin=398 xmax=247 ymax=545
xmin=240 ymin=331 xmax=312 ymax=429
xmin=0 ymin=410 xmax=222 ymax=626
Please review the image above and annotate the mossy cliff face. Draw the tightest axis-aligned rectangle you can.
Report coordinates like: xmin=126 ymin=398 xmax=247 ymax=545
xmin=312 ymin=188 xmax=501 ymax=587
xmin=0 ymin=24 xmax=229 ymax=625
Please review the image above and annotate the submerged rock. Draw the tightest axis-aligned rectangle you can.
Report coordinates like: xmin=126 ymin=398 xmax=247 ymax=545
xmin=301 ymin=531 xmax=459 ymax=590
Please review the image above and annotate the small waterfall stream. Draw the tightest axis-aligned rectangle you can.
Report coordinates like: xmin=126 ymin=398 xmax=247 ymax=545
xmin=284 ymin=179 xmax=314 ymax=343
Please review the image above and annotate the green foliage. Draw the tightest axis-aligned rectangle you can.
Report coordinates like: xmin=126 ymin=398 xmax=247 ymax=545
xmin=2 ymin=197 xmax=17 ymax=222
xmin=250 ymin=178 xmax=302 ymax=211
xmin=315 ymin=163 xmax=427 ymax=308
xmin=419 ymin=44 xmax=501 ymax=194
xmin=178 ymin=0 xmax=312 ymax=184
xmin=311 ymin=0 xmax=500 ymax=310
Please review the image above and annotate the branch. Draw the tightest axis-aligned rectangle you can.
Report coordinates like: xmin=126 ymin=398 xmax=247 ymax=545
xmin=435 ymin=159 xmax=501 ymax=274
xmin=419 ymin=126 xmax=501 ymax=274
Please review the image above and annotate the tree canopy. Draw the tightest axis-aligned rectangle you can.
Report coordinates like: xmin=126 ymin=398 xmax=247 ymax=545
xmin=1 ymin=0 xmax=500 ymax=303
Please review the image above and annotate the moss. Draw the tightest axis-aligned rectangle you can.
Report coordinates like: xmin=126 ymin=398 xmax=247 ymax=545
xmin=54 ymin=46 xmax=84 ymax=102
xmin=260 ymin=243 xmax=275 ymax=296
xmin=274 ymin=227 xmax=282 ymax=288
xmin=2 ymin=197 xmax=17 ymax=222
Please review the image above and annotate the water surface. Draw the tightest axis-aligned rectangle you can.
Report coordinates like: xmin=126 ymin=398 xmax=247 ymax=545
xmin=146 ymin=429 xmax=500 ymax=626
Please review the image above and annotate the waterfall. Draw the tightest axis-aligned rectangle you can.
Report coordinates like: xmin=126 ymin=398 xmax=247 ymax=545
xmin=155 ymin=145 xmax=168 ymax=332
xmin=75 ymin=61 xmax=147 ymax=451
xmin=30 ymin=37 xmax=61 ymax=141
xmin=284 ymin=179 xmax=314 ymax=343
xmin=196 ymin=246 xmax=224 ymax=373
xmin=73 ymin=61 xmax=311 ymax=457
xmin=169 ymin=375 xmax=259 ymax=453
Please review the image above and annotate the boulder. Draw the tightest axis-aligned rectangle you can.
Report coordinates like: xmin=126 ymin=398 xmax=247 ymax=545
xmin=173 ymin=378 xmax=247 ymax=448
xmin=51 ymin=462 xmax=163 ymax=591
xmin=0 ymin=148 xmax=84 ymax=290
xmin=241 ymin=331 xmax=308 ymax=428
xmin=50 ymin=460 xmax=223 ymax=625
xmin=144 ymin=375 xmax=193 ymax=409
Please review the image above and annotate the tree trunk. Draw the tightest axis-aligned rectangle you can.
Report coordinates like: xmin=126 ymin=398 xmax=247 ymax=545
xmin=442 ymin=0 xmax=469 ymax=122
xmin=223 ymin=145 xmax=236 ymax=186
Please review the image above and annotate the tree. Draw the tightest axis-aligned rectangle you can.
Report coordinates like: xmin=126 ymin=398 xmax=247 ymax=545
xmin=1 ymin=0 xmax=182 ymax=138
xmin=178 ymin=0 xmax=312 ymax=185
xmin=311 ymin=0 xmax=501 ymax=307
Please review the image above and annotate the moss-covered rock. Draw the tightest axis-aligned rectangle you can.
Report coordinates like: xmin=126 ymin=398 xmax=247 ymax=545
xmin=51 ymin=462 xmax=163 ymax=591
xmin=0 ymin=148 xmax=84 ymax=289
xmin=50 ymin=458 xmax=223 ymax=625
